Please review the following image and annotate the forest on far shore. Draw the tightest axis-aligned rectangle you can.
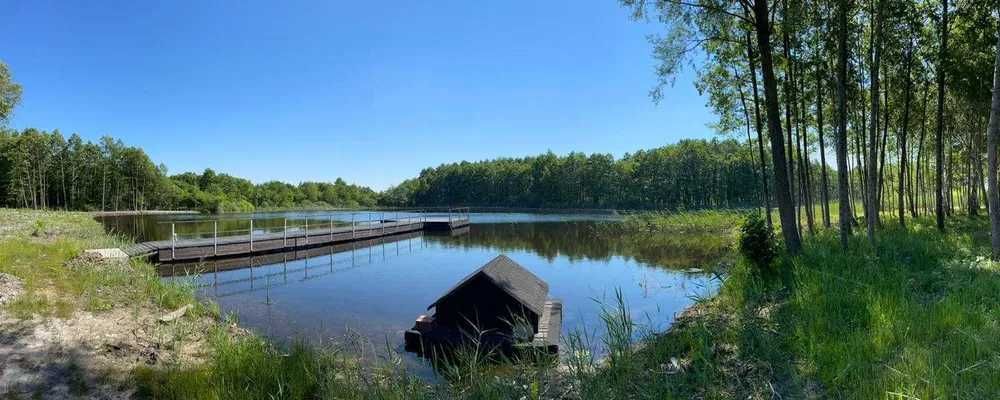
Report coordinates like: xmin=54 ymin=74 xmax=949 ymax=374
xmin=0 ymin=128 xmax=379 ymax=213
xmin=1 ymin=126 xmax=812 ymax=213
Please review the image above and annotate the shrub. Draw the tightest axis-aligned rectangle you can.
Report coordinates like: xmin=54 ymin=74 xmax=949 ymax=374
xmin=738 ymin=213 xmax=777 ymax=274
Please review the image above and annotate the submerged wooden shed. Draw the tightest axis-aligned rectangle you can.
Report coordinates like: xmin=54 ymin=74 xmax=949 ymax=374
xmin=405 ymin=254 xmax=562 ymax=355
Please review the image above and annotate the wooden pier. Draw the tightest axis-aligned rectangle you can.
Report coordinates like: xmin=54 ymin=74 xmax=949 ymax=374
xmin=124 ymin=209 xmax=470 ymax=262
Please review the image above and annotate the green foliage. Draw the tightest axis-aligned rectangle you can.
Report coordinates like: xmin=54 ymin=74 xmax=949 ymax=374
xmin=0 ymin=208 xmax=202 ymax=318
xmin=738 ymin=213 xmax=778 ymax=274
xmin=579 ymin=217 xmax=1000 ymax=398
xmin=594 ymin=211 xmax=741 ymax=268
xmin=135 ymin=326 xmax=435 ymax=400
xmin=380 ymin=139 xmax=833 ymax=210
xmin=0 ymin=60 xmax=22 ymax=124
xmin=0 ymin=129 xmax=378 ymax=213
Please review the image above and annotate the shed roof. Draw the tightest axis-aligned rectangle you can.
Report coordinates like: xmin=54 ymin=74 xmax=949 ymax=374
xmin=429 ymin=255 xmax=549 ymax=315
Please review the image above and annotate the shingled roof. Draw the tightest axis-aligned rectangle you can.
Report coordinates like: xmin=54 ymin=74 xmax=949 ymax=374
xmin=429 ymin=254 xmax=549 ymax=315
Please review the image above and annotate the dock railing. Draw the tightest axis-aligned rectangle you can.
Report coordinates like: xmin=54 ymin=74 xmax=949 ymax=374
xmin=161 ymin=210 xmax=431 ymax=259
xmin=448 ymin=207 xmax=470 ymax=224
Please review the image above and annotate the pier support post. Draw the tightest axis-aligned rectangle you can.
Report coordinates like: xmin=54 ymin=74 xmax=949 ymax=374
xmin=213 ymin=220 xmax=218 ymax=256
xmin=170 ymin=223 xmax=175 ymax=260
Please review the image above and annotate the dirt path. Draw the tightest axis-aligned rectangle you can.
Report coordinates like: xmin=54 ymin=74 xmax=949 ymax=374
xmin=0 ymin=304 xmax=213 ymax=399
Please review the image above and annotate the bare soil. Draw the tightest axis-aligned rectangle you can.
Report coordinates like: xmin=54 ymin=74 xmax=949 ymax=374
xmin=0 ymin=274 xmax=23 ymax=307
xmin=0 ymin=305 xmax=213 ymax=399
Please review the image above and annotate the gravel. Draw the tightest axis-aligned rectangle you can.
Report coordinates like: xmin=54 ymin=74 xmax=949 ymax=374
xmin=0 ymin=273 xmax=24 ymax=305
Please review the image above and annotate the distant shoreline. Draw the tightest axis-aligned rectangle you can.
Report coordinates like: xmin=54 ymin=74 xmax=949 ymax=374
xmin=91 ymin=210 xmax=199 ymax=217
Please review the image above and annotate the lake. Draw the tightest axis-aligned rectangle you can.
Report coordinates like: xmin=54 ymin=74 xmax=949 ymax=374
xmin=100 ymin=211 xmax=722 ymax=369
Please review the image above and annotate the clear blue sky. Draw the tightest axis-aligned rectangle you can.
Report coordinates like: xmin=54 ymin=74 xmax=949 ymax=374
xmin=3 ymin=0 xmax=715 ymax=190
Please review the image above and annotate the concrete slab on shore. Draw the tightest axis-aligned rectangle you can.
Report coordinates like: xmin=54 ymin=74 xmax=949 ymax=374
xmin=83 ymin=248 xmax=130 ymax=262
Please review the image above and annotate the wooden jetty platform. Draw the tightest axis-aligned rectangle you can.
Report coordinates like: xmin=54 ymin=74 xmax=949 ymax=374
xmin=157 ymin=230 xmax=426 ymax=299
xmin=124 ymin=209 xmax=470 ymax=262
xmin=155 ymin=230 xmax=424 ymax=277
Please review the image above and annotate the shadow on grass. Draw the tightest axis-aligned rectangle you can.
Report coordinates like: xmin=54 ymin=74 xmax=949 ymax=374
xmin=769 ymin=218 xmax=998 ymax=398
xmin=564 ymin=217 xmax=1000 ymax=399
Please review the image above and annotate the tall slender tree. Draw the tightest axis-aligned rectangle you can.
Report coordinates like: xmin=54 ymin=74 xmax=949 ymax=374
xmin=899 ymin=37 xmax=914 ymax=228
xmin=935 ymin=0 xmax=949 ymax=231
xmin=836 ymin=0 xmax=853 ymax=247
xmin=987 ymin=22 xmax=1000 ymax=259
xmin=866 ymin=0 xmax=884 ymax=243
xmin=756 ymin=0 xmax=804 ymax=253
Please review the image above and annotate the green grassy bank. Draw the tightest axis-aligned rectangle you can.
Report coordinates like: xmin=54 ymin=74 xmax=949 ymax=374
xmin=2 ymin=208 xmax=997 ymax=399
xmin=581 ymin=215 xmax=999 ymax=399
xmin=0 ymin=209 xmax=196 ymax=319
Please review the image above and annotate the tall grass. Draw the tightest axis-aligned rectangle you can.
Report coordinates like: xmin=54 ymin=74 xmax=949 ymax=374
xmin=135 ymin=326 xmax=437 ymax=400
xmin=599 ymin=210 xmax=744 ymax=269
xmin=0 ymin=209 xmax=200 ymax=318
xmin=574 ymin=216 xmax=1000 ymax=399
xmin=6 ymin=208 xmax=998 ymax=398
xmin=787 ymin=221 xmax=1000 ymax=398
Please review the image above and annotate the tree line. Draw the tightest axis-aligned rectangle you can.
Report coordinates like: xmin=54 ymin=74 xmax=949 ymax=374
xmin=380 ymin=138 xmax=833 ymax=211
xmin=9 ymin=0 xmax=1000 ymax=260
xmin=620 ymin=0 xmax=1000 ymax=257
xmin=0 ymin=127 xmax=378 ymax=213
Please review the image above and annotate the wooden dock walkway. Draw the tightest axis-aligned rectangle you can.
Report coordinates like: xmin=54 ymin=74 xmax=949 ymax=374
xmin=124 ymin=210 xmax=470 ymax=262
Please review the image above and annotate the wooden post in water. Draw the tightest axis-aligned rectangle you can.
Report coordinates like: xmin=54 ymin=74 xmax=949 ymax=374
xmin=170 ymin=223 xmax=176 ymax=260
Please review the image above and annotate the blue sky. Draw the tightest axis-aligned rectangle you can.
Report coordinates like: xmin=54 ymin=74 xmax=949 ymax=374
xmin=3 ymin=0 xmax=715 ymax=190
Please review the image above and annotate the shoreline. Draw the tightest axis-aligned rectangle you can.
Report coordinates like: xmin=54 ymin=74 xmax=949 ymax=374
xmin=91 ymin=210 xmax=199 ymax=217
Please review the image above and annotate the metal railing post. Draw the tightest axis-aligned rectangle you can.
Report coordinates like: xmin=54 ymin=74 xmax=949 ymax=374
xmin=213 ymin=220 xmax=218 ymax=256
xmin=381 ymin=212 xmax=386 ymax=234
xmin=352 ymin=213 xmax=356 ymax=238
xmin=283 ymin=218 xmax=287 ymax=247
xmin=305 ymin=219 xmax=309 ymax=244
xmin=330 ymin=215 xmax=334 ymax=241
xmin=170 ymin=223 xmax=176 ymax=260
xmin=249 ymin=219 xmax=254 ymax=252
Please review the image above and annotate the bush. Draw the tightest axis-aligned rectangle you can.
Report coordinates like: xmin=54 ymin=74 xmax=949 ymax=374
xmin=738 ymin=213 xmax=777 ymax=274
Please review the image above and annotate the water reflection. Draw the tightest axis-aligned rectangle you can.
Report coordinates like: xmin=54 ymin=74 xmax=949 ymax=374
xmin=156 ymin=220 xmax=719 ymax=354
xmin=430 ymin=221 xmax=731 ymax=268
xmin=159 ymin=231 xmax=425 ymax=300
xmin=99 ymin=211 xmax=620 ymax=243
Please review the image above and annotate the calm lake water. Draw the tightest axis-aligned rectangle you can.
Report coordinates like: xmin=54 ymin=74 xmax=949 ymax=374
xmin=100 ymin=211 xmax=721 ymax=368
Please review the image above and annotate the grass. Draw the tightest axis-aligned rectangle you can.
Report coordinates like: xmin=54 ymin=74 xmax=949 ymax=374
xmin=572 ymin=213 xmax=999 ymax=399
xmin=0 ymin=209 xmax=562 ymax=399
xmin=599 ymin=210 xmax=744 ymax=269
xmin=3 ymin=207 xmax=998 ymax=398
xmin=0 ymin=209 xmax=199 ymax=318
xmin=134 ymin=327 xmax=436 ymax=400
